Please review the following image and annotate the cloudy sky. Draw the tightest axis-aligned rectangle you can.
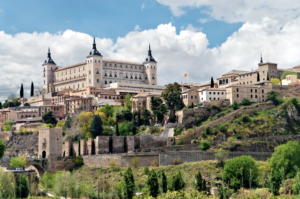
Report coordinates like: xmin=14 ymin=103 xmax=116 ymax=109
xmin=1 ymin=0 xmax=300 ymax=102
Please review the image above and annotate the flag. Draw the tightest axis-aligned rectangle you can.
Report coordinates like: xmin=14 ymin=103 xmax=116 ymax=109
xmin=184 ymin=73 xmax=188 ymax=77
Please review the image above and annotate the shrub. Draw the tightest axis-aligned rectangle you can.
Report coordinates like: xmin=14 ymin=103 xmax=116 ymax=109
xmin=232 ymin=100 xmax=239 ymax=110
xmin=174 ymin=126 xmax=183 ymax=136
xmin=178 ymin=139 xmax=184 ymax=145
xmin=223 ymin=155 xmax=258 ymax=191
xmin=109 ymin=160 xmax=119 ymax=171
xmin=234 ymin=133 xmax=242 ymax=139
xmin=16 ymin=174 xmax=30 ymax=198
xmin=242 ymin=97 xmax=251 ymax=106
xmin=268 ymin=90 xmax=280 ymax=105
xmin=218 ymin=124 xmax=227 ymax=133
xmin=278 ymin=109 xmax=286 ymax=117
xmin=251 ymin=108 xmax=259 ymax=116
xmin=241 ymin=114 xmax=251 ymax=123
xmin=73 ymin=155 xmax=84 ymax=167
xmin=172 ymin=158 xmax=181 ymax=165
xmin=208 ymin=105 xmax=221 ymax=111
xmin=152 ymin=159 xmax=159 ymax=167
xmin=204 ymin=126 xmax=211 ymax=135
xmin=171 ymin=171 xmax=185 ymax=191
xmin=214 ymin=149 xmax=228 ymax=167
xmin=144 ymin=166 xmax=150 ymax=175
xmin=199 ymin=141 xmax=210 ymax=151
xmin=131 ymin=156 xmax=140 ymax=168
xmin=201 ymin=131 xmax=207 ymax=138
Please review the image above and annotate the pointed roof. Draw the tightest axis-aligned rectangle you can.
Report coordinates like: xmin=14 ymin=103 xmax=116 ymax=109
xmin=88 ymin=37 xmax=102 ymax=56
xmin=260 ymin=54 xmax=263 ymax=64
xmin=43 ymin=48 xmax=56 ymax=65
xmin=145 ymin=44 xmax=156 ymax=62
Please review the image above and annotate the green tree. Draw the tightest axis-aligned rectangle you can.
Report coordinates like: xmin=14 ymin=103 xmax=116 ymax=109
xmin=16 ymin=174 xmax=30 ymax=198
xmin=0 ymin=140 xmax=5 ymax=160
xmin=125 ymin=93 xmax=132 ymax=110
xmin=141 ymin=108 xmax=151 ymax=125
xmin=31 ymin=82 xmax=34 ymax=97
xmin=146 ymin=169 xmax=159 ymax=198
xmin=268 ymin=90 xmax=280 ymax=105
xmin=177 ymin=97 xmax=186 ymax=110
xmin=0 ymin=102 xmax=2 ymax=109
xmin=161 ymin=82 xmax=182 ymax=123
xmin=9 ymin=156 xmax=27 ymax=168
xmin=223 ymin=155 xmax=258 ymax=191
xmin=123 ymin=167 xmax=135 ymax=199
xmin=195 ymin=171 xmax=203 ymax=192
xmin=171 ymin=171 xmax=185 ymax=191
xmin=150 ymin=96 xmax=168 ymax=123
xmin=42 ymin=110 xmax=58 ymax=125
xmin=270 ymin=141 xmax=300 ymax=179
xmin=271 ymin=78 xmax=281 ymax=85
xmin=64 ymin=115 xmax=71 ymax=129
xmin=40 ymin=171 xmax=54 ymax=190
xmin=157 ymin=169 xmax=167 ymax=193
xmin=20 ymin=83 xmax=24 ymax=98
xmin=210 ymin=77 xmax=214 ymax=88
xmin=115 ymin=121 xmax=135 ymax=136
xmin=292 ymin=171 xmax=300 ymax=194
xmin=232 ymin=100 xmax=239 ymax=110
xmin=199 ymin=141 xmax=210 ymax=151
xmin=24 ymin=102 xmax=30 ymax=107
xmin=90 ymin=114 xmax=103 ymax=138
xmin=257 ymin=72 xmax=260 ymax=82
xmin=242 ymin=98 xmax=251 ymax=105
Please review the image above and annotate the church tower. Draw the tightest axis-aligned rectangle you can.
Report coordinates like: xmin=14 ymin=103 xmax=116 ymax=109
xmin=86 ymin=37 xmax=103 ymax=88
xmin=42 ymin=48 xmax=57 ymax=93
xmin=143 ymin=44 xmax=157 ymax=85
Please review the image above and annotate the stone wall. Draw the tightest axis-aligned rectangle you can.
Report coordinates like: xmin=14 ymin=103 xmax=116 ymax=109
xmin=273 ymin=84 xmax=300 ymax=98
xmin=209 ymin=99 xmax=230 ymax=107
xmin=176 ymin=106 xmax=219 ymax=125
xmin=96 ymin=136 xmax=110 ymax=154
xmin=82 ymin=152 xmax=159 ymax=167
xmin=113 ymin=136 xmax=125 ymax=153
xmin=159 ymin=151 xmax=272 ymax=166
xmin=159 ymin=123 xmax=181 ymax=137
xmin=0 ymin=132 xmax=12 ymax=140
xmin=184 ymin=102 xmax=276 ymax=143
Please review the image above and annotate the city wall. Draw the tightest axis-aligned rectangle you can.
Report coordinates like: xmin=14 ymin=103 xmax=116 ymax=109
xmin=159 ymin=151 xmax=272 ymax=166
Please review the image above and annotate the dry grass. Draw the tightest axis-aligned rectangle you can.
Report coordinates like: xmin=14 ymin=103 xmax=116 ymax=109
xmin=172 ymin=157 xmax=181 ymax=165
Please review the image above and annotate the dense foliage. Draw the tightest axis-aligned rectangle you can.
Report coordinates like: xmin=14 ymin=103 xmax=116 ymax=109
xmin=42 ymin=110 xmax=58 ymax=125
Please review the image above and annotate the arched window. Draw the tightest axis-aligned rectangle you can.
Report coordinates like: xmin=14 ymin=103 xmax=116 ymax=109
xmin=104 ymin=73 xmax=107 ymax=76
xmin=105 ymin=81 xmax=107 ymax=84
xmin=115 ymin=74 xmax=117 ymax=77
xmin=135 ymin=76 xmax=137 ymax=79
xmin=109 ymin=73 xmax=112 ymax=77
xmin=145 ymin=76 xmax=148 ymax=79
xmin=191 ymin=96 xmax=193 ymax=99
xmin=152 ymin=76 xmax=155 ymax=79
xmin=126 ymin=75 xmax=128 ymax=78
xmin=42 ymin=151 xmax=46 ymax=158
xmin=237 ymin=88 xmax=239 ymax=92
xmin=130 ymin=76 xmax=133 ymax=79
xmin=139 ymin=76 xmax=142 ymax=79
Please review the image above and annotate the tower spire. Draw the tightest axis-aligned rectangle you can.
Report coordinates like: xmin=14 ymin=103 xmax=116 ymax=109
xmin=43 ymin=47 xmax=56 ymax=65
xmin=260 ymin=54 xmax=263 ymax=64
xmin=145 ymin=43 xmax=156 ymax=62
xmin=89 ymin=37 xmax=102 ymax=56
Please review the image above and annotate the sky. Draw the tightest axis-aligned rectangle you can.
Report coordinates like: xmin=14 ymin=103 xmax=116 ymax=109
xmin=1 ymin=0 xmax=300 ymax=101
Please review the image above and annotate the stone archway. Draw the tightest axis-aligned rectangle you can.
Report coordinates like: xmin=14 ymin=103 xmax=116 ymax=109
xmin=27 ymin=164 xmax=45 ymax=178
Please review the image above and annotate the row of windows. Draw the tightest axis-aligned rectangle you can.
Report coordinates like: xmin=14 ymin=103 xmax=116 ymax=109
xmin=54 ymin=66 xmax=86 ymax=77
xmin=236 ymin=94 xmax=264 ymax=99
xmin=104 ymin=73 xmax=153 ymax=79
xmin=219 ymin=79 xmax=229 ymax=85
xmin=236 ymin=88 xmax=264 ymax=93
xmin=182 ymin=95 xmax=197 ymax=99
xmin=208 ymin=92 xmax=226 ymax=95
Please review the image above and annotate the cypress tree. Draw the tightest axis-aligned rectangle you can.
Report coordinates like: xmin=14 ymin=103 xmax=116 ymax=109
xmin=146 ymin=169 xmax=159 ymax=198
xmin=267 ymin=72 xmax=270 ymax=81
xmin=0 ymin=102 xmax=2 ymax=109
xmin=123 ymin=167 xmax=135 ymax=199
xmin=16 ymin=174 xmax=30 ymax=198
xmin=69 ymin=145 xmax=73 ymax=156
xmin=210 ymin=77 xmax=214 ymax=88
xmin=157 ymin=169 xmax=167 ymax=193
xmin=30 ymin=82 xmax=34 ymax=97
xmin=90 ymin=115 xmax=103 ymax=138
xmin=171 ymin=171 xmax=185 ymax=191
xmin=202 ymin=179 xmax=206 ymax=192
xmin=137 ymin=110 xmax=141 ymax=126
xmin=20 ymin=84 xmax=24 ymax=98
xmin=257 ymin=73 xmax=260 ymax=82
xmin=78 ymin=140 xmax=81 ymax=156
xmin=195 ymin=171 xmax=203 ymax=192
xmin=191 ymin=102 xmax=194 ymax=108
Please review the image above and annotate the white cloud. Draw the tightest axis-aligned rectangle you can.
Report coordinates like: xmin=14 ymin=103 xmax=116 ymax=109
xmin=156 ymin=0 xmax=300 ymax=24
xmin=198 ymin=18 xmax=210 ymax=23
xmin=141 ymin=3 xmax=145 ymax=10
xmin=2 ymin=19 xmax=300 ymax=102
xmin=185 ymin=24 xmax=202 ymax=32
xmin=0 ymin=9 xmax=3 ymax=13
xmin=134 ymin=25 xmax=141 ymax=31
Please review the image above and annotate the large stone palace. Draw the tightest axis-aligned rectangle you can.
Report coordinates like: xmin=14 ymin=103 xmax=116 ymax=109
xmin=42 ymin=38 xmax=160 ymax=93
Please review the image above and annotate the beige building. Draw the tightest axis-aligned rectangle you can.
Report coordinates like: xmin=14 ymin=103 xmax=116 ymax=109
xmin=282 ymin=74 xmax=300 ymax=85
xmin=131 ymin=91 xmax=161 ymax=112
xmin=42 ymin=39 xmax=161 ymax=93
xmin=181 ymin=88 xmax=198 ymax=107
xmin=38 ymin=127 xmax=62 ymax=159
xmin=65 ymin=96 xmax=93 ymax=114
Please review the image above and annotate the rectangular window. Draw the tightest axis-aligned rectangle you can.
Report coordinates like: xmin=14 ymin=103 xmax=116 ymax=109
xmin=237 ymin=94 xmax=239 ymax=98
xmin=97 ymin=79 xmax=99 ymax=83
xmin=89 ymin=70 xmax=91 ymax=74
xmin=255 ymin=89 xmax=257 ymax=93
xmin=89 ymin=79 xmax=91 ymax=83
xmin=255 ymin=95 xmax=257 ymax=98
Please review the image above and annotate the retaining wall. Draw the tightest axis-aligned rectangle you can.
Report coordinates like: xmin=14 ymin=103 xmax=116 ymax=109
xmin=159 ymin=151 xmax=272 ymax=166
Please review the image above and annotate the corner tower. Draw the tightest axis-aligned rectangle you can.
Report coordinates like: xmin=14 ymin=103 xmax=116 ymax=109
xmin=143 ymin=44 xmax=157 ymax=85
xmin=42 ymin=48 xmax=57 ymax=93
xmin=86 ymin=37 xmax=103 ymax=88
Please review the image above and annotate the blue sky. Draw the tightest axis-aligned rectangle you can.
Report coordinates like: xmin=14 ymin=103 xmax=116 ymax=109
xmin=0 ymin=0 xmax=242 ymax=48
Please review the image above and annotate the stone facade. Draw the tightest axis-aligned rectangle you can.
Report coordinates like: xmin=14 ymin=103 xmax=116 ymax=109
xmin=112 ymin=136 xmax=125 ymax=153
xmin=43 ymin=40 xmax=158 ymax=93
xmin=38 ymin=127 xmax=62 ymax=159
xmin=181 ymin=88 xmax=199 ymax=107
xmin=95 ymin=136 xmax=110 ymax=154
xmin=131 ymin=90 xmax=161 ymax=112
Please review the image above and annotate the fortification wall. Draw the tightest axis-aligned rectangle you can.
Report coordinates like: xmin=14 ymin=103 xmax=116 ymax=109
xmin=82 ymin=152 xmax=159 ymax=167
xmin=273 ymin=84 xmax=300 ymax=98
xmin=159 ymin=151 xmax=272 ymax=166
xmin=184 ymin=103 xmax=275 ymax=143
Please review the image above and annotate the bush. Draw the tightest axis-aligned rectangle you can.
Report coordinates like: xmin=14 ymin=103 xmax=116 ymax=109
xmin=251 ymin=108 xmax=259 ymax=116
xmin=199 ymin=141 xmax=210 ymax=151
xmin=241 ymin=114 xmax=251 ymax=123
xmin=218 ymin=124 xmax=227 ymax=133
xmin=131 ymin=156 xmax=140 ymax=168
xmin=109 ymin=160 xmax=119 ymax=171
xmin=242 ymin=98 xmax=251 ymax=105
xmin=172 ymin=158 xmax=181 ymax=165
xmin=234 ymin=133 xmax=242 ymax=139
xmin=201 ymin=131 xmax=207 ymax=138
xmin=278 ymin=109 xmax=286 ymax=117
xmin=73 ymin=155 xmax=84 ymax=167
xmin=171 ymin=171 xmax=185 ymax=191
xmin=208 ymin=105 xmax=221 ymax=111
xmin=204 ymin=126 xmax=211 ymax=135
xmin=223 ymin=155 xmax=258 ymax=191
xmin=268 ymin=90 xmax=280 ymax=105
xmin=152 ymin=159 xmax=159 ymax=167
xmin=232 ymin=100 xmax=239 ymax=110
xmin=214 ymin=149 xmax=228 ymax=167
xmin=144 ymin=166 xmax=150 ymax=175
xmin=178 ymin=139 xmax=184 ymax=145
xmin=174 ymin=126 xmax=183 ymax=136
